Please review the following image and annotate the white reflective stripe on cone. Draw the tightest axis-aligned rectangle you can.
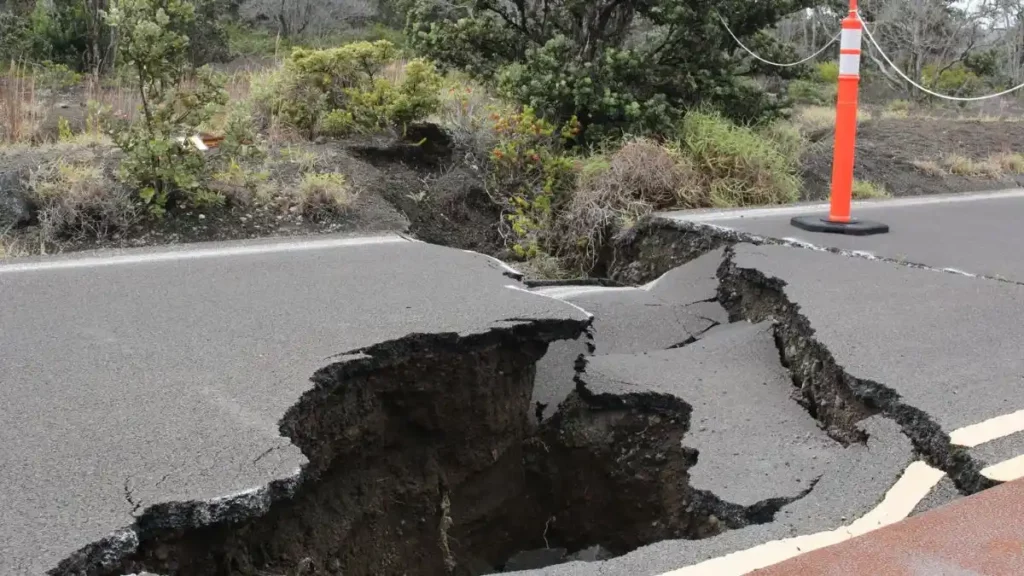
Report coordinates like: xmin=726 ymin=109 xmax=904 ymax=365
xmin=839 ymin=53 xmax=861 ymax=76
xmin=840 ymin=28 xmax=862 ymax=50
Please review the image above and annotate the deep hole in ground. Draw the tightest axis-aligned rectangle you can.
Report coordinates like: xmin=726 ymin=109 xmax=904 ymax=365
xmin=59 ymin=311 xmax=804 ymax=576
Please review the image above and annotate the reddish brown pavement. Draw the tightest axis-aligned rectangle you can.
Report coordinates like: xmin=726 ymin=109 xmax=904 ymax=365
xmin=753 ymin=479 xmax=1024 ymax=576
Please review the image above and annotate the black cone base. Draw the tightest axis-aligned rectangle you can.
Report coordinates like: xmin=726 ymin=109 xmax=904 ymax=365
xmin=790 ymin=215 xmax=889 ymax=236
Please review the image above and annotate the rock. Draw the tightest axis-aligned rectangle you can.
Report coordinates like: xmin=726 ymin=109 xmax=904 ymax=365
xmin=566 ymin=544 xmax=614 ymax=562
xmin=503 ymin=548 xmax=567 ymax=571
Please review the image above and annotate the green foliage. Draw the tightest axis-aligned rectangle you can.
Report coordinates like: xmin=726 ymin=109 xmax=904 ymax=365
xmin=0 ymin=12 xmax=33 ymax=62
xmin=252 ymin=40 xmax=441 ymax=137
xmin=486 ymin=108 xmax=579 ymax=258
xmin=105 ymin=0 xmax=229 ymax=215
xmin=814 ymin=61 xmax=839 ymax=84
xmin=226 ymin=22 xmax=283 ymax=57
xmin=680 ymin=110 xmax=801 ymax=207
xmin=33 ymin=61 xmax=83 ymax=90
xmin=408 ymin=0 xmax=815 ymax=140
xmin=787 ymin=79 xmax=835 ymax=106
xmin=922 ymin=63 xmax=984 ymax=97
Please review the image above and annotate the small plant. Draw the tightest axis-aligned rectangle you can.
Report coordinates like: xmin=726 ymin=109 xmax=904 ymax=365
xmin=851 ymin=180 xmax=890 ymax=200
xmin=57 ymin=117 xmax=73 ymax=141
xmin=296 ymin=172 xmax=357 ymax=220
xmin=27 ymin=159 xmax=138 ymax=242
xmin=485 ymin=107 xmax=579 ymax=259
xmin=104 ymin=0 xmax=228 ymax=216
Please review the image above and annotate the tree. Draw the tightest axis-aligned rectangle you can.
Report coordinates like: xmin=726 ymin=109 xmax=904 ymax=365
xmin=407 ymin=0 xmax=819 ymax=139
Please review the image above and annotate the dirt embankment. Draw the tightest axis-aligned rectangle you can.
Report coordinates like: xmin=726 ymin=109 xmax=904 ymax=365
xmin=801 ymin=117 xmax=1024 ymax=200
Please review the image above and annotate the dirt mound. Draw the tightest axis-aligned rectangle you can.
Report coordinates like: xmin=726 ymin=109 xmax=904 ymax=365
xmin=801 ymin=118 xmax=1024 ymax=200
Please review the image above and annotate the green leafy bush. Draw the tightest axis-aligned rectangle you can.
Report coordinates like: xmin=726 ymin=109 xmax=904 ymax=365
xmin=252 ymin=40 xmax=442 ymax=137
xmin=680 ymin=110 xmax=801 ymax=207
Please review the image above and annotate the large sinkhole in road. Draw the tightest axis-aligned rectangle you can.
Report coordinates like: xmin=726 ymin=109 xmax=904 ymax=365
xmin=102 ymin=323 xmax=768 ymax=576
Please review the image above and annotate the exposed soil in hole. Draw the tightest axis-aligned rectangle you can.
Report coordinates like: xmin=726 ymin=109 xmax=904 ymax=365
xmin=62 ymin=312 xmax=808 ymax=576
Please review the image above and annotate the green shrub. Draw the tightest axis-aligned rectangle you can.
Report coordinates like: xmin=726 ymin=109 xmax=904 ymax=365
xmin=0 ymin=12 xmax=33 ymax=62
xmin=33 ymin=61 xmax=82 ymax=91
xmin=815 ymin=61 xmax=839 ymax=84
xmin=787 ymin=79 xmax=835 ymax=106
xmin=252 ymin=41 xmax=442 ymax=137
xmin=680 ymin=110 xmax=801 ymax=207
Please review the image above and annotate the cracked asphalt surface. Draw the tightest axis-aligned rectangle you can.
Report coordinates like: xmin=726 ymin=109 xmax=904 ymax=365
xmin=9 ymin=190 xmax=1024 ymax=576
xmin=0 ymin=236 xmax=588 ymax=575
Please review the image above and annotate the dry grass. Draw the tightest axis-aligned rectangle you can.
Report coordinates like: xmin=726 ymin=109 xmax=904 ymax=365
xmin=793 ymin=106 xmax=871 ymax=134
xmin=943 ymin=153 xmax=1002 ymax=178
xmin=27 ymin=159 xmax=138 ymax=242
xmin=295 ymin=172 xmax=357 ymax=220
xmin=911 ymin=159 xmax=945 ymax=176
xmin=991 ymin=152 xmax=1024 ymax=174
xmin=551 ymin=137 xmax=697 ymax=272
xmin=1 ymin=62 xmax=44 ymax=144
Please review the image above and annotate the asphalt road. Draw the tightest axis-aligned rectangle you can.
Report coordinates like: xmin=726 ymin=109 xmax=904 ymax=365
xmin=583 ymin=321 xmax=842 ymax=507
xmin=659 ymin=189 xmax=1024 ymax=282
xmin=0 ymin=235 xmax=588 ymax=575
xmin=731 ymin=242 xmax=1024 ymax=434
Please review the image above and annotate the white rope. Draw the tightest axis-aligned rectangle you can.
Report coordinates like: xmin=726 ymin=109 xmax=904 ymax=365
xmin=859 ymin=12 xmax=1024 ymax=102
xmin=717 ymin=13 xmax=840 ymax=68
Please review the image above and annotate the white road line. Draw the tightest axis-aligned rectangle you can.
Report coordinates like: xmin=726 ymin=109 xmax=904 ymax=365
xmin=981 ymin=454 xmax=1024 ymax=482
xmin=657 ymin=462 xmax=946 ymax=576
xmin=658 ymin=188 xmax=1024 ymax=223
xmin=0 ymin=235 xmax=409 ymax=274
xmin=504 ymin=285 xmax=594 ymax=319
xmin=949 ymin=409 xmax=1024 ymax=448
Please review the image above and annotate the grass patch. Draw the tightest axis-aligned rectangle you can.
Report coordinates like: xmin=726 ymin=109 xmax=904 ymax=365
xmin=911 ymin=159 xmax=945 ymax=176
xmin=681 ymin=110 xmax=801 ymax=207
xmin=27 ymin=159 xmax=138 ymax=242
xmin=943 ymin=153 xmax=1002 ymax=178
xmin=296 ymin=172 xmax=357 ymax=220
xmin=851 ymin=179 xmax=890 ymax=199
